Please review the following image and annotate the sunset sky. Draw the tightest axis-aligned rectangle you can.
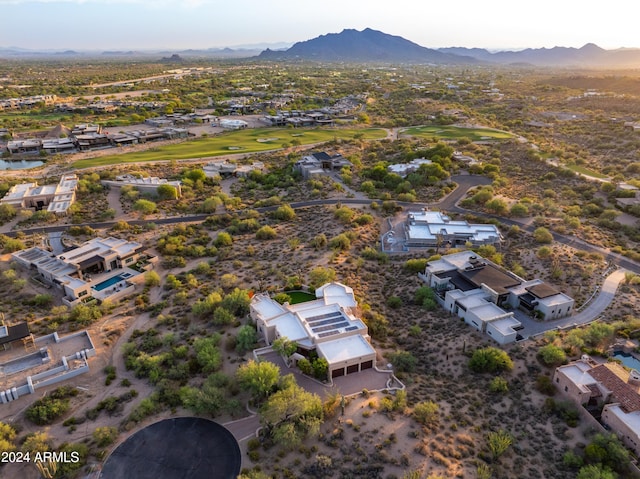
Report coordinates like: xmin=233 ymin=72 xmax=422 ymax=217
xmin=1 ymin=0 xmax=637 ymax=51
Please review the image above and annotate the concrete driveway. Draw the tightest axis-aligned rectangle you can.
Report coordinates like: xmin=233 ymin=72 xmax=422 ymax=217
xmin=517 ymin=269 xmax=627 ymax=339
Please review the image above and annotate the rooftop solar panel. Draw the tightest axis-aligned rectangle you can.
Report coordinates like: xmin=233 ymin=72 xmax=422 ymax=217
xmin=318 ymin=330 xmax=340 ymax=338
xmin=312 ymin=321 xmax=349 ymax=334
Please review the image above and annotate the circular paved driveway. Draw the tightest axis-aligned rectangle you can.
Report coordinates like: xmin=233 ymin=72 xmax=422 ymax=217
xmin=100 ymin=417 xmax=241 ymax=479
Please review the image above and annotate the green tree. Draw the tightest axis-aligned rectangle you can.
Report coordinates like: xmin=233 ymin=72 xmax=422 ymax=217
xmin=487 ymin=429 xmax=512 ymax=460
xmin=414 ymin=286 xmax=437 ymax=310
xmin=538 ymin=344 xmax=567 ymax=366
xmin=214 ymin=231 xmax=233 ymax=247
xmin=510 ymin=203 xmax=529 ymax=217
xmin=236 ymin=325 xmax=258 ymax=354
xmin=308 ymin=267 xmax=336 ymax=289
xmin=237 ymin=360 xmax=280 ymax=400
xmin=273 ymin=293 xmax=292 ymax=305
xmin=144 ymin=270 xmax=161 ymax=287
xmin=193 ymin=335 xmax=222 ymax=373
xmin=0 ymin=204 xmax=16 ymax=223
xmin=272 ymin=204 xmax=296 ymax=221
xmin=328 ymin=233 xmax=351 ymax=250
xmin=0 ymin=422 xmax=16 ymax=453
xmin=133 ymin=198 xmax=157 ymax=216
xmin=200 ymin=196 xmax=222 ymax=213
xmin=533 ymin=226 xmax=553 ymax=244
xmin=21 ymin=431 xmax=50 ymax=454
xmin=389 ymin=350 xmax=417 ymax=373
xmin=334 ymin=206 xmax=355 ymax=223
xmin=212 ymin=307 xmax=235 ymax=325
xmin=221 ymin=288 xmax=251 ymax=316
xmin=485 ymin=198 xmax=508 ymax=215
xmin=93 ymin=426 xmax=118 ymax=447
xmin=584 ymin=433 xmax=629 ymax=473
xmin=184 ymin=168 xmax=206 ymax=182
xmin=261 ymin=380 xmax=323 ymax=449
xmin=181 ymin=372 xmax=232 ymax=416
xmin=404 ymin=258 xmax=428 ymax=274
xmin=312 ymin=358 xmax=329 ymax=380
xmin=469 ymin=347 xmax=513 ymax=373
xmin=577 ymin=465 xmax=618 ymax=479
xmin=157 ymin=184 xmax=178 ymax=200
xmin=272 ymin=337 xmax=297 ymax=357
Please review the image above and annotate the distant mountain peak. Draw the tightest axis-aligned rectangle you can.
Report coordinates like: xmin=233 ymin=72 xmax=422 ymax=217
xmin=258 ymin=28 xmax=474 ymax=64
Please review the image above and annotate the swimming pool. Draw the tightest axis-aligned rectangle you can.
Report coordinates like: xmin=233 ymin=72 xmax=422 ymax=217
xmin=613 ymin=351 xmax=640 ymax=371
xmin=92 ymin=273 xmax=132 ymax=292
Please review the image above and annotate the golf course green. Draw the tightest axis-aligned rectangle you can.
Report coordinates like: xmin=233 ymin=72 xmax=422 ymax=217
xmin=400 ymin=125 xmax=513 ymax=141
xmin=72 ymin=127 xmax=386 ymax=168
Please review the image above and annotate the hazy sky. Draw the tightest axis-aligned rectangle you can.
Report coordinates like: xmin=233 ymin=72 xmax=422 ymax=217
xmin=1 ymin=0 xmax=638 ymax=51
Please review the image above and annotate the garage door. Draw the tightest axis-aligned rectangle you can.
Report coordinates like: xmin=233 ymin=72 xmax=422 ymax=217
xmin=346 ymin=364 xmax=359 ymax=375
xmin=331 ymin=368 xmax=345 ymax=378
xmin=361 ymin=360 xmax=373 ymax=370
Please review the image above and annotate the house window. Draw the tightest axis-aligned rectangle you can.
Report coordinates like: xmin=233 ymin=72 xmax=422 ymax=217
xmin=78 ymin=290 xmax=88 ymax=297
xmin=126 ymin=257 xmax=134 ymax=264
xmin=556 ymin=378 xmax=559 ymax=383
xmin=564 ymin=386 xmax=568 ymax=392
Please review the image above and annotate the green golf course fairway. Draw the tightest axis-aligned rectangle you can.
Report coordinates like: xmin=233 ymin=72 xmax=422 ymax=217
xmin=400 ymin=125 xmax=513 ymax=141
xmin=72 ymin=127 xmax=386 ymax=168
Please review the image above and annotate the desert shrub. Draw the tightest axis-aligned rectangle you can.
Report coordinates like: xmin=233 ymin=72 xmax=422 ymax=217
xmin=413 ymin=401 xmax=439 ymax=426
xmin=469 ymin=347 xmax=513 ymax=373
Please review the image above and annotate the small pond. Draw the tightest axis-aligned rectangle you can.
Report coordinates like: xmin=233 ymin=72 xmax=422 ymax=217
xmin=0 ymin=159 xmax=44 ymax=170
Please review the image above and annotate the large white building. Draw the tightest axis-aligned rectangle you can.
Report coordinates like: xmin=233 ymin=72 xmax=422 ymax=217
xmin=387 ymin=158 xmax=432 ymax=178
xmin=101 ymin=175 xmax=183 ymax=198
xmin=422 ymin=251 xmax=574 ymax=344
xmin=12 ymin=237 xmax=154 ymax=306
xmin=250 ymin=282 xmax=377 ymax=379
xmin=0 ymin=174 xmax=78 ymax=215
xmin=406 ymin=210 xmax=502 ymax=248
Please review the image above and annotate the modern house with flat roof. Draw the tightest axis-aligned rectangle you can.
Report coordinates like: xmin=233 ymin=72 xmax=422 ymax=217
xmin=387 ymin=158 xmax=432 ymax=178
xmin=12 ymin=237 xmax=154 ymax=306
xmin=250 ymin=282 xmax=377 ymax=380
xmin=421 ymin=251 xmax=574 ymax=343
xmin=101 ymin=175 xmax=182 ymax=198
xmin=406 ymin=210 xmax=502 ymax=248
xmin=555 ymin=358 xmax=640 ymax=456
xmin=293 ymin=152 xmax=352 ymax=180
xmin=0 ymin=174 xmax=78 ymax=215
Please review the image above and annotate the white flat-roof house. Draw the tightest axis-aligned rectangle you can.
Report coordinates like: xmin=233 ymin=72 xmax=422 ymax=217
xmin=101 ymin=175 xmax=182 ymax=198
xmin=387 ymin=158 xmax=432 ymax=178
xmin=12 ymin=237 xmax=152 ymax=306
xmin=0 ymin=174 xmax=78 ymax=215
xmin=422 ymin=251 xmax=574 ymax=343
xmin=555 ymin=358 xmax=640 ymax=456
xmin=406 ymin=210 xmax=502 ymax=248
xmin=250 ymin=282 xmax=377 ymax=380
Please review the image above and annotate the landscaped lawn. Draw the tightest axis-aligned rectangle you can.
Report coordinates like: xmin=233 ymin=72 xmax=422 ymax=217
xmin=565 ymin=163 xmax=609 ymax=179
xmin=286 ymin=291 xmax=316 ymax=304
xmin=72 ymin=127 xmax=386 ymax=168
xmin=400 ymin=125 xmax=513 ymax=141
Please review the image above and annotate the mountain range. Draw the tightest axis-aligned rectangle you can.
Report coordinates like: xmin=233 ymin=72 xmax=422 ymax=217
xmin=258 ymin=28 xmax=640 ymax=67
xmin=3 ymin=29 xmax=640 ymax=67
